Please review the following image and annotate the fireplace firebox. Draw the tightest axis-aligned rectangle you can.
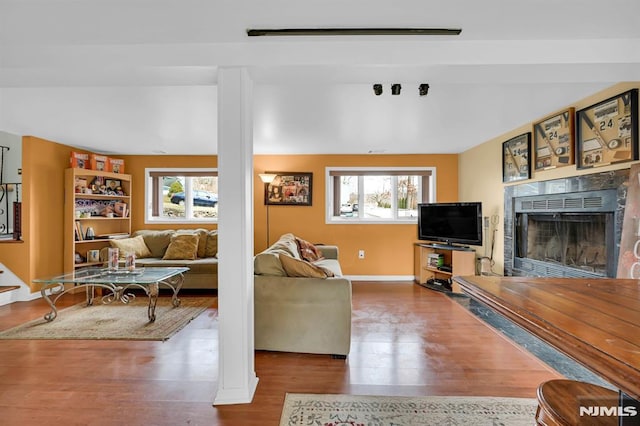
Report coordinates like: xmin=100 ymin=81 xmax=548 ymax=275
xmin=512 ymin=189 xmax=619 ymax=278
xmin=505 ymin=170 xmax=628 ymax=278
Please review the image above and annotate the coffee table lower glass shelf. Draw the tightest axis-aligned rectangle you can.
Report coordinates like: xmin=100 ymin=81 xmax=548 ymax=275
xmin=34 ymin=266 xmax=190 ymax=322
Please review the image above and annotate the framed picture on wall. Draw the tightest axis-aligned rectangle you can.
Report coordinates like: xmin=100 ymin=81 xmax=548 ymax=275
xmin=502 ymin=132 xmax=532 ymax=183
xmin=576 ymin=89 xmax=638 ymax=169
xmin=533 ymin=108 xmax=575 ymax=170
xmin=264 ymin=172 xmax=312 ymax=206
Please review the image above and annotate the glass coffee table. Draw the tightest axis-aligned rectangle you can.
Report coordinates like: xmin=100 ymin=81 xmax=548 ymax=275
xmin=34 ymin=266 xmax=189 ymax=322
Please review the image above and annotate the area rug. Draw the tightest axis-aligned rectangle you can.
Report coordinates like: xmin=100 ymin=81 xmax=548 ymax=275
xmin=0 ymin=296 xmax=215 ymax=341
xmin=279 ymin=393 xmax=539 ymax=426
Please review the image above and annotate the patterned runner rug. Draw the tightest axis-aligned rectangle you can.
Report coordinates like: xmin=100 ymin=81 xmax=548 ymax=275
xmin=280 ymin=393 xmax=539 ymax=426
xmin=0 ymin=296 xmax=215 ymax=341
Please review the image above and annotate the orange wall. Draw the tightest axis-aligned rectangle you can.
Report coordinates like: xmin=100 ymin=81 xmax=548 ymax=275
xmin=254 ymin=154 xmax=458 ymax=276
xmin=9 ymin=136 xmax=76 ymax=290
xmin=122 ymin=153 xmax=458 ymax=276
xmin=9 ymin=144 xmax=457 ymax=285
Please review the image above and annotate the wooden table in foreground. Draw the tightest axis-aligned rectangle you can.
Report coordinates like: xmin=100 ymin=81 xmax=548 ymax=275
xmin=453 ymin=275 xmax=640 ymax=422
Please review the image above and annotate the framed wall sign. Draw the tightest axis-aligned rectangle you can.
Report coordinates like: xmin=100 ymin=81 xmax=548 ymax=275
xmin=502 ymin=132 xmax=532 ymax=183
xmin=576 ymin=89 xmax=638 ymax=169
xmin=264 ymin=172 xmax=312 ymax=206
xmin=533 ymin=108 xmax=575 ymax=170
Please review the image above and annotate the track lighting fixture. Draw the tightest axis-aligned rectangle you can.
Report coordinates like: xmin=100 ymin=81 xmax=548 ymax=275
xmin=391 ymin=84 xmax=401 ymax=95
xmin=373 ymin=84 xmax=383 ymax=96
xmin=419 ymin=84 xmax=430 ymax=96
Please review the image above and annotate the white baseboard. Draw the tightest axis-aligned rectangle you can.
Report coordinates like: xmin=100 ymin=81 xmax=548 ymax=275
xmin=0 ymin=262 xmax=41 ymax=306
xmin=344 ymin=275 xmax=414 ymax=282
xmin=0 ymin=286 xmax=40 ymax=306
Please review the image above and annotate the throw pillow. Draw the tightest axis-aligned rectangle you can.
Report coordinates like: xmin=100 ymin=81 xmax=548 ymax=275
xmin=163 ymin=233 xmax=199 ymax=260
xmin=175 ymin=229 xmax=209 ymax=258
xmin=296 ymin=237 xmax=324 ymax=262
xmin=132 ymin=229 xmax=175 ymax=258
xmin=279 ymin=253 xmax=328 ymax=278
xmin=109 ymin=235 xmax=153 ymax=259
xmin=204 ymin=230 xmax=218 ymax=257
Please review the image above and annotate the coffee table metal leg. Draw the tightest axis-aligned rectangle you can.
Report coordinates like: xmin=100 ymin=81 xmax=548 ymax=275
xmin=85 ymin=284 xmax=95 ymax=306
xmin=147 ymin=282 xmax=159 ymax=322
xmin=40 ymin=283 xmax=62 ymax=322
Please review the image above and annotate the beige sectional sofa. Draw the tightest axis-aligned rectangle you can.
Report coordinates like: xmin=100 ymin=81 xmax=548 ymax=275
xmin=101 ymin=228 xmax=218 ymax=289
xmin=253 ymin=233 xmax=352 ymax=358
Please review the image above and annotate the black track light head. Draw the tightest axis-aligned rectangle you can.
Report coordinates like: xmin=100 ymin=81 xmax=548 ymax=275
xmin=373 ymin=84 xmax=383 ymax=96
xmin=391 ymin=84 xmax=401 ymax=95
xmin=419 ymin=84 xmax=430 ymax=96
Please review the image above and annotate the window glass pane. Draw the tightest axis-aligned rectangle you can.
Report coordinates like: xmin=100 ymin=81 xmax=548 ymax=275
xmin=363 ymin=176 xmax=392 ymax=219
xmin=191 ymin=176 xmax=218 ymax=219
xmin=397 ymin=175 xmax=420 ymax=219
xmin=339 ymin=176 xmax=358 ymax=217
xmin=163 ymin=176 xmax=186 ymax=219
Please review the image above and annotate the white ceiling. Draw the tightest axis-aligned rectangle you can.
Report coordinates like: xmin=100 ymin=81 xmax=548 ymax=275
xmin=1 ymin=0 xmax=639 ymax=155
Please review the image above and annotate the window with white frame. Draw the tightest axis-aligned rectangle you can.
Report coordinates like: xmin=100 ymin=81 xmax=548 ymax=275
xmin=145 ymin=168 xmax=218 ymax=223
xmin=326 ymin=167 xmax=435 ymax=223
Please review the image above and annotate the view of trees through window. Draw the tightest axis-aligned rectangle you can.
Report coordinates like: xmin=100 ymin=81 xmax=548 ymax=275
xmin=334 ymin=171 xmax=428 ymax=221
xmin=147 ymin=170 xmax=218 ymax=222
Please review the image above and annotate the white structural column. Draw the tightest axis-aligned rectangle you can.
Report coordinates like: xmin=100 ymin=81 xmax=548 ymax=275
xmin=213 ymin=67 xmax=258 ymax=405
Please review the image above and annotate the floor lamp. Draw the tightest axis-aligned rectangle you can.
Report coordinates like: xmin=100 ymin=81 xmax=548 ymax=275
xmin=258 ymin=173 xmax=277 ymax=247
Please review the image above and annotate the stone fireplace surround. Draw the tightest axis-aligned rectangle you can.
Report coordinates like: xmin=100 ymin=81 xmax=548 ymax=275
xmin=504 ymin=169 xmax=629 ymax=277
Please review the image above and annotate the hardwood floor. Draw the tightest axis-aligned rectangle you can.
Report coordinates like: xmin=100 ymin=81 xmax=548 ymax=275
xmin=0 ymin=282 xmax=561 ymax=425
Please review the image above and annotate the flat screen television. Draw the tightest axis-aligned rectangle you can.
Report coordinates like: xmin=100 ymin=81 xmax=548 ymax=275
xmin=417 ymin=202 xmax=483 ymax=247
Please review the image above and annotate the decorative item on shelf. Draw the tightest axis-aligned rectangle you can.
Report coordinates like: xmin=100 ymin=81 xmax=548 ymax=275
xmin=74 ymin=252 xmax=86 ymax=264
xmin=502 ymin=132 xmax=532 ymax=183
xmin=87 ymin=249 xmax=100 ymax=263
xmin=90 ymin=176 xmax=106 ymax=193
xmin=74 ymin=177 xmax=88 ymax=193
xmin=89 ymin=154 xmax=110 ymax=172
xmin=576 ymin=89 xmax=638 ymax=169
xmin=84 ymin=227 xmax=95 ymax=240
xmin=533 ymin=108 xmax=575 ymax=170
xmin=105 ymin=179 xmax=124 ymax=195
xmin=108 ymin=158 xmax=125 ymax=174
xmin=70 ymin=152 xmax=89 ymax=169
xmin=114 ymin=201 xmax=128 ymax=217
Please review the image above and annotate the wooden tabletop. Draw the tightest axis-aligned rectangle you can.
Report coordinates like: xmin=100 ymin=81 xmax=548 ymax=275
xmin=453 ymin=275 xmax=640 ymax=400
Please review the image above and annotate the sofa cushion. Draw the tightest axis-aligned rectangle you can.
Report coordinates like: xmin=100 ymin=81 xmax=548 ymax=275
xmin=132 ymin=229 xmax=175 ymax=258
xmin=296 ymin=237 xmax=324 ymax=262
xmin=313 ymin=258 xmax=342 ymax=277
xmin=136 ymin=257 xmax=218 ymax=274
xmin=279 ymin=253 xmax=329 ymax=278
xmin=254 ymin=252 xmax=287 ymax=276
xmin=109 ymin=235 xmax=152 ymax=259
xmin=204 ymin=230 xmax=218 ymax=258
xmin=163 ymin=233 xmax=199 ymax=260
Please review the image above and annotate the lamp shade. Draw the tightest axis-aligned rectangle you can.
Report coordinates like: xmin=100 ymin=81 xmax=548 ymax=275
xmin=259 ymin=173 xmax=277 ymax=183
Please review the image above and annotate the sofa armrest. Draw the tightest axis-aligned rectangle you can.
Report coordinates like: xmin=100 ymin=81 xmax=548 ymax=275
xmin=317 ymin=245 xmax=339 ymax=260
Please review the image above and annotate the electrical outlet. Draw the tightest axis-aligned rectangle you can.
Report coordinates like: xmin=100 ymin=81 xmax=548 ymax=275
xmin=484 ymin=216 xmax=490 ymax=228
xmin=358 ymin=250 xmax=365 ymax=259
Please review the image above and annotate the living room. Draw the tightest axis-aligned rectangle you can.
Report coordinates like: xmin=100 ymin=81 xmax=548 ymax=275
xmin=2 ymin=1 xmax=640 ymax=424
